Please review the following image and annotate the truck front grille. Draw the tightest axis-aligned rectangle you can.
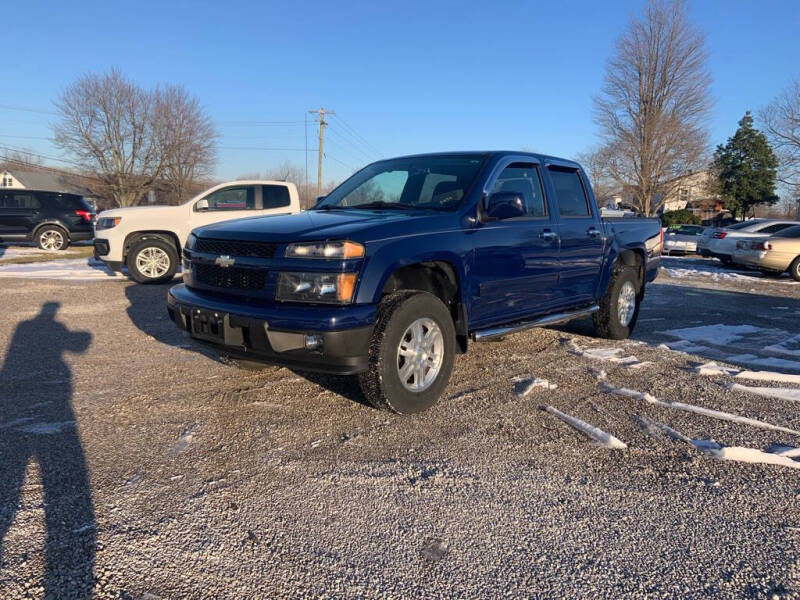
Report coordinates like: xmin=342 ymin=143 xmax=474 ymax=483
xmin=194 ymin=238 xmax=278 ymax=258
xmin=195 ymin=264 xmax=266 ymax=290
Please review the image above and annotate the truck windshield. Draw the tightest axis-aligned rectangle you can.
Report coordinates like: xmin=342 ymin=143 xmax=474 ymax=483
xmin=315 ymin=154 xmax=486 ymax=211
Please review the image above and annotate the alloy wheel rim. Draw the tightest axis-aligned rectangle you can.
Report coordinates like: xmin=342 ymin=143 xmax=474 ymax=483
xmin=40 ymin=230 xmax=64 ymax=251
xmin=136 ymin=247 xmax=170 ymax=278
xmin=396 ymin=317 xmax=444 ymax=392
xmin=617 ymin=280 xmax=637 ymax=326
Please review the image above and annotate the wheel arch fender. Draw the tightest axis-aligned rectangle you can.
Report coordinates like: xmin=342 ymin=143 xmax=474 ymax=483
xmin=123 ymin=230 xmax=181 ymax=261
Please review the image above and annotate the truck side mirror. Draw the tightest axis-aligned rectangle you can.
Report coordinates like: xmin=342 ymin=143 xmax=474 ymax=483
xmin=485 ymin=192 xmax=525 ymax=220
xmin=314 ymin=195 xmax=326 ymax=207
xmin=195 ymin=198 xmax=209 ymax=212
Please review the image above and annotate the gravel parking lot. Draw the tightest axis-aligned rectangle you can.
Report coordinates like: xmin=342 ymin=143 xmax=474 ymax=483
xmin=0 ymin=259 xmax=799 ymax=599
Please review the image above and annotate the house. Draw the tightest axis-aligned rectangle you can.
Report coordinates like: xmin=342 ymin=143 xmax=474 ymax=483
xmin=659 ymin=169 xmax=727 ymax=220
xmin=0 ymin=169 xmax=103 ymax=209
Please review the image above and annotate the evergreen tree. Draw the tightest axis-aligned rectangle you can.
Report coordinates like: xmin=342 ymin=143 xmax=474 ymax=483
xmin=712 ymin=112 xmax=779 ymax=218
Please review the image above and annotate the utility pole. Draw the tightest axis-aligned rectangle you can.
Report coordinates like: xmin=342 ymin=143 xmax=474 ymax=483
xmin=309 ymin=107 xmax=334 ymax=197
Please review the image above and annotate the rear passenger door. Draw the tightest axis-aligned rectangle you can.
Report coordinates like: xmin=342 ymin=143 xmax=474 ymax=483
xmin=469 ymin=160 xmax=561 ymax=327
xmin=0 ymin=191 xmax=41 ymax=236
xmin=546 ymin=166 xmax=605 ymax=305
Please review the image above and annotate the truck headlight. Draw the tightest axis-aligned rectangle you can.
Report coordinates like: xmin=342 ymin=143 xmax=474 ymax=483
xmin=185 ymin=233 xmax=197 ymax=250
xmin=285 ymin=241 xmax=364 ymax=259
xmin=96 ymin=216 xmax=122 ymax=230
xmin=276 ymin=272 xmax=357 ymax=304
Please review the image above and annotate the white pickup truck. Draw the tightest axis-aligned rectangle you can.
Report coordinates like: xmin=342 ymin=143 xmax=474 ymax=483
xmin=93 ymin=180 xmax=301 ymax=283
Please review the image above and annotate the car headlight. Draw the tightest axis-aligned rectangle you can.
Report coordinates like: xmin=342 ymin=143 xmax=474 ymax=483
xmin=96 ymin=216 xmax=122 ymax=230
xmin=285 ymin=241 xmax=364 ymax=259
xmin=276 ymin=272 xmax=357 ymax=304
xmin=185 ymin=233 xmax=197 ymax=250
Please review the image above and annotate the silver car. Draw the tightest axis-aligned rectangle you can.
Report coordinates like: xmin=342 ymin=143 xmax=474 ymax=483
xmin=699 ymin=219 xmax=800 ymax=264
xmin=662 ymin=224 xmax=705 ymax=255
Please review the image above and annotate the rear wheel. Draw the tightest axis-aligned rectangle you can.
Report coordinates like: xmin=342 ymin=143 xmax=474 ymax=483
xmin=593 ymin=264 xmax=641 ymax=340
xmin=719 ymin=255 xmax=733 ymax=266
xmin=127 ymin=239 xmax=178 ymax=284
xmin=358 ymin=291 xmax=456 ymax=414
xmin=789 ymin=257 xmax=800 ymax=282
xmin=36 ymin=226 xmax=69 ymax=251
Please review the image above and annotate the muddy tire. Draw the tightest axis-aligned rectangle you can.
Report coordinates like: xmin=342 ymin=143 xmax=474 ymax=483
xmin=593 ymin=263 xmax=641 ymax=340
xmin=358 ymin=291 xmax=456 ymax=414
xmin=127 ymin=239 xmax=178 ymax=284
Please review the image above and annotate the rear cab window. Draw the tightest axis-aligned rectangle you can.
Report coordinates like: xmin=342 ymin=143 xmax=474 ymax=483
xmin=548 ymin=167 xmax=591 ymax=218
xmin=262 ymin=185 xmax=291 ymax=209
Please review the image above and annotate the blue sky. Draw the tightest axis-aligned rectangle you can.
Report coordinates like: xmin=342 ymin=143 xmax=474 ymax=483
xmin=2 ymin=0 xmax=799 ymax=183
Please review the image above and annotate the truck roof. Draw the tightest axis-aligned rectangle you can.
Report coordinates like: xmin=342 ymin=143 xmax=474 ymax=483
xmin=379 ymin=150 xmax=581 ymax=170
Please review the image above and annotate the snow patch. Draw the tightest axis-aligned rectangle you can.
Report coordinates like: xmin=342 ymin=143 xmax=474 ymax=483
xmin=0 ymin=258 xmax=126 ymax=280
xmin=662 ymin=324 xmax=762 ymax=346
xmin=513 ymin=376 xmax=557 ymax=397
xmin=541 ymin=405 xmax=627 ymax=449
xmin=727 ymin=383 xmax=800 ymax=402
xmin=693 ymin=362 xmax=739 ymax=377
xmin=599 ymin=382 xmax=800 ymax=436
xmin=661 ymin=340 xmax=709 ymax=354
xmin=727 ymin=355 xmax=800 ymax=372
xmin=168 ymin=424 xmax=198 ymax=457
xmin=565 ymin=340 xmax=650 ymax=369
xmin=15 ymin=421 xmax=75 ymax=434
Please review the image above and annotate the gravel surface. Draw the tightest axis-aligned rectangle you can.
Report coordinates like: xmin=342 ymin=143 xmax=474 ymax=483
xmin=0 ymin=265 xmax=798 ymax=599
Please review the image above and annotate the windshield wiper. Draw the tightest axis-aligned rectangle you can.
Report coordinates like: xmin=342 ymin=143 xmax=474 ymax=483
xmin=345 ymin=201 xmax=415 ymax=210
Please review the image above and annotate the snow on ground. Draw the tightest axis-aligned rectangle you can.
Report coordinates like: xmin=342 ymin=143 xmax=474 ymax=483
xmin=727 ymin=382 xmax=800 ymax=402
xmin=0 ymin=243 xmax=93 ymax=262
xmin=565 ymin=339 xmax=650 ymax=369
xmin=660 ymin=324 xmax=800 ymax=372
xmin=599 ymin=382 xmax=800 ymax=436
xmin=512 ymin=376 xmax=557 ymax=397
xmin=0 ymin=258 xmax=127 ymax=280
xmin=540 ymin=406 xmax=628 ymax=449
xmin=659 ymin=255 xmax=798 ymax=285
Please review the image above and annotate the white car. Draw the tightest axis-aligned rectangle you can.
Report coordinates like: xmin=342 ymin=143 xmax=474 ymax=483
xmin=93 ymin=180 xmax=300 ymax=283
xmin=698 ymin=219 xmax=799 ymax=264
xmin=662 ymin=224 xmax=706 ymax=255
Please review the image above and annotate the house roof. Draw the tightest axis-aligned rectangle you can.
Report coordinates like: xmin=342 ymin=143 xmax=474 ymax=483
xmin=6 ymin=169 xmax=94 ymax=196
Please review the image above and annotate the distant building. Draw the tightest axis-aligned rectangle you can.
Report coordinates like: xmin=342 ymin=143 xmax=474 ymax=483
xmin=660 ymin=170 xmax=728 ymax=222
xmin=0 ymin=168 xmax=103 ymax=209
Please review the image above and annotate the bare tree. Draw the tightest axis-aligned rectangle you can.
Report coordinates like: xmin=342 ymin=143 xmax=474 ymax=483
xmin=53 ymin=69 xmax=164 ymax=207
xmin=155 ymin=85 xmax=218 ymax=204
xmin=760 ymin=79 xmax=800 ymax=194
xmin=575 ymin=146 xmax=616 ymax=205
xmin=593 ymin=0 xmax=712 ymax=215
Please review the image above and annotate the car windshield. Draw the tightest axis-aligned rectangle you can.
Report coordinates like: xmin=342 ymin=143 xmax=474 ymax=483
xmin=674 ymin=226 xmax=702 ymax=235
xmin=315 ymin=154 xmax=487 ymax=211
xmin=774 ymin=225 xmax=800 ymax=238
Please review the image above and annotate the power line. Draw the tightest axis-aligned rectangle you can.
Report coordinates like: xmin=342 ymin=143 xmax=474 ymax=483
xmin=331 ymin=114 xmax=382 ymax=157
xmin=325 ymin=125 xmax=377 ymax=164
xmin=0 ymin=103 xmax=57 ymax=115
xmin=218 ymin=145 xmax=318 ymax=152
xmin=324 ymin=154 xmax=357 ymax=173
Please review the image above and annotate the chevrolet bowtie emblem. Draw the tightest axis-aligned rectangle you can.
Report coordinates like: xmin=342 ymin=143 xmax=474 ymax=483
xmin=215 ymin=255 xmax=235 ymax=268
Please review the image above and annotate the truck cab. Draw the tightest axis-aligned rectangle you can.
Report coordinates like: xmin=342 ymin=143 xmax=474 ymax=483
xmin=94 ymin=180 xmax=300 ymax=283
xmin=168 ymin=152 xmax=662 ymax=413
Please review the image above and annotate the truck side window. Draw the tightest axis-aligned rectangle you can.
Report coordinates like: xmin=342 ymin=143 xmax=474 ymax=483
xmin=262 ymin=185 xmax=290 ymax=209
xmin=549 ymin=167 xmax=590 ymax=217
xmin=202 ymin=186 xmax=254 ymax=210
xmin=489 ymin=163 xmax=546 ymax=217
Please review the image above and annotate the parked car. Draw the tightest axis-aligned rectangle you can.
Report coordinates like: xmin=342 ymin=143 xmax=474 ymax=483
xmin=0 ymin=189 xmax=95 ymax=250
xmin=698 ymin=219 xmax=800 ymax=264
xmin=167 ymin=151 xmax=663 ymax=414
xmin=662 ymin=224 xmax=705 ymax=255
xmin=93 ymin=180 xmax=300 ymax=283
xmin=732 ymin=225 xmax=800 ymax=280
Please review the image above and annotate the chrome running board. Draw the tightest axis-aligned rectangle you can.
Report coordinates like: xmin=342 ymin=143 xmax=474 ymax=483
xmin=472 ymin=305 xmax=599 ymax=341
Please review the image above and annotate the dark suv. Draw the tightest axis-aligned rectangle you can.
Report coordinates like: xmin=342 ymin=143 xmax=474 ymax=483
xmin=0 ymin=189 xmax=95 ymax=250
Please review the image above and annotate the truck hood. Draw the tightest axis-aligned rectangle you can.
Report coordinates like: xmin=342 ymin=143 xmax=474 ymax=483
xmin=192 ymin=208 xmax=457 ymax=244
xmin=98 ymin=205 xmax=182 ymax=219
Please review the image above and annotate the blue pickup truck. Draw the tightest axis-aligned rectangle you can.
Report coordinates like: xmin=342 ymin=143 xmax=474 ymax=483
xmin=168 ymin=152 xmax=662 ymax=413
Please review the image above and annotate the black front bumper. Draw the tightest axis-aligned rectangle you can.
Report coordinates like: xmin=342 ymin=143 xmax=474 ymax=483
xmin=167 ymin=294 xmax=373 ymax=375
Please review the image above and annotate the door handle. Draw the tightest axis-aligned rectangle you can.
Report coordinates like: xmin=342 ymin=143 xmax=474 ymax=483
xmin=587 ymin=227 xmax=602 ymax=238
xmin=539 ymin=230 xmax=557 ymax=242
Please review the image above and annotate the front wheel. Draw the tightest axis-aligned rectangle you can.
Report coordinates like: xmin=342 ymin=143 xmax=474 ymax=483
xmin=358 ymin=291 xmax=456 ymax=414
xmin=36 ymin=226 xmax=69 ymax=251
xmin=127 ymin=239 xmax=178 ymax=284
xmin=593 ymin=264 xmax=641 ymax=340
